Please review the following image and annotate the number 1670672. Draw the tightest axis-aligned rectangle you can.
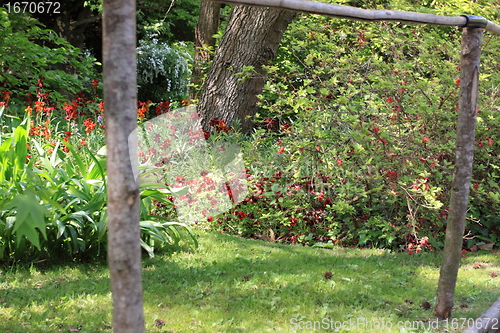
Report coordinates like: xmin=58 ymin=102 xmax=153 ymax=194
xmin=3 ymin=2 xmax=61 ymax=14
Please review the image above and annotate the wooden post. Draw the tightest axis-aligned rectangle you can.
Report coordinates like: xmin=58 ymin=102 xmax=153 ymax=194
xmin=434 ymin=26 xmax=483 ymax=320
xmin=103 ymin=0 xmax=145 ymax=332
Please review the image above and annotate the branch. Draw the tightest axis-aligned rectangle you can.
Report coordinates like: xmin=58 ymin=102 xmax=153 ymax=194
xmin=70 ymin=15 xmax=102 ymax=28
xmin=204 ymin=0 xmax=500 ymax=35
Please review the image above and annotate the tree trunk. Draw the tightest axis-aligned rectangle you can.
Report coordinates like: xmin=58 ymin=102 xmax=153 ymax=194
xmin=434 ymin=27 xmax=483 ymax=320
xmin=190 ymin=1 xmax=221 ymax=99
xmin=103 ymin=0 xmax=144 ymax=332
xmin=198 ymin=5 xmax=296 ymax=134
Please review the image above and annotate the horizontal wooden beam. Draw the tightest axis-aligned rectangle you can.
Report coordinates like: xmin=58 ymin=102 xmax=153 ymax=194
xmin=205 ymin=0 xmax=500 ymax=35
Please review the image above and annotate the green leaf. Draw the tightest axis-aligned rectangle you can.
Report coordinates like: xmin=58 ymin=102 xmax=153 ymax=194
xmin=3 ymin=190 xmax=48 ymax=249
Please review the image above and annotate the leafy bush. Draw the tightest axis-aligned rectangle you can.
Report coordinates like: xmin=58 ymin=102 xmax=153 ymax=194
xmin=137 ymin=38 xmax=192 ymax=103
xmin=206 ymin=0 xmax=500 ymax=253
xmin=137 ymin=0 xmax=200 ymax=43
xmin=0 ymin=9 xmax=99 ymax=104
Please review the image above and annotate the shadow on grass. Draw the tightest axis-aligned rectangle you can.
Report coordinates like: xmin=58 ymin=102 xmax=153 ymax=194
xmin=0 ymin=230 xmax=499 ymax=332
xmin=140 ymin=230 xmax=500 ymax=332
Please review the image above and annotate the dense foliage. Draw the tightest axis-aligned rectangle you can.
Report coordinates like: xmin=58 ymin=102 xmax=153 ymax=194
xmin=137 ymin=38 xmax=192 ymax=103
xmin=1 ymin=0 xmax=499 ymax=263
xmin=0 ymin=80 xmax=196 ymax=263
xmin=137 ymin=0 xmax=200 ymax=43
xmin=0 ymin=9 xmax=99 ymax=103
xmin=206 ymin=0 xmax=500 ymax=253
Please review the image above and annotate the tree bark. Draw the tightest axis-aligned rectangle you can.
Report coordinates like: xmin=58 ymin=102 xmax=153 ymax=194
xmin=434 ymin=27 xmax=483 ymax=320
xmin=103 ymin=0 xmax=144 ymax=332
xmin=198 ymin=5 xmax=296 ymax=133
xmin=190 ymin=1 xmax=221 ymax=99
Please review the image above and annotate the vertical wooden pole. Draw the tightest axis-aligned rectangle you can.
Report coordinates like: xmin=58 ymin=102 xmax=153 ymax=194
xmin=434 ymin=27 xmax=483 ymax=320
xmin=103 ymin=0 xmax=144 ymax=332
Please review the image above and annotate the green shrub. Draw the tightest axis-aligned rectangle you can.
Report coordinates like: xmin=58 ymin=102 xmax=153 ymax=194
xmin=0 ymin=9 xmax=99 ymax=104
xmin=206 ymin=0 xmax=500 ymax=252
xmin=137 ymin=38 xmax=192 ymax=103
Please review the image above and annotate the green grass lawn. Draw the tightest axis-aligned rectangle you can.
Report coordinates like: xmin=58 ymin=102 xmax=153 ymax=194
xmin=1 ymin=229 xmax=499 ymax=332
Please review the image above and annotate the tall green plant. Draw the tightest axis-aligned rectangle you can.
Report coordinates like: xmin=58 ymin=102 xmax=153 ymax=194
xmin=0 ymin=111 xmax=197 ymax=262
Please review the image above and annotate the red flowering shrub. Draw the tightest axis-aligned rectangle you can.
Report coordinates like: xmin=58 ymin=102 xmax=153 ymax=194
xmin=206 ymin=5 xmax=500 ymax=253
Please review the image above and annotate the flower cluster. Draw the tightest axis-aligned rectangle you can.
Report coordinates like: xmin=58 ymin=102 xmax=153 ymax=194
xmin=209 ymin=117 xmax=231 ymax=133
xmin=137 ymin=100 xmax=152 ymax=119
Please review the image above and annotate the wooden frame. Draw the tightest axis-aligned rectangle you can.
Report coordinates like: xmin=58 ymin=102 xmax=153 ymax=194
xmin=206 ymin=0 xmax=500 ymax=35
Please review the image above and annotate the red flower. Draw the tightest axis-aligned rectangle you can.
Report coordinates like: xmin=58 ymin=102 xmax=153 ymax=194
xmin=473 ymin=184 xmax=479 ymax=190
xmin=209 ymin=118 xmax=231 ymax=133
xmin=63 ymin=130 xmax=72 ymax=142
xmin=422 ymin=136 xmax=430 ymax=143
xmin=420 ymin=237 xmax=429 ymax=246
xmin=386 ymin=96 xmax=394 ymax=103
xmin=386 ymin=170 xmax=398 ymax=180
xmin=137 ymin=100 xmax=151 ymax=119
xmin=1 ymin=90 xmax=11 ymax=102
xmin=64 ymin=103 xmax=78 ymax=120
xmin=155 ymin=101 xmax=170 ymax=115
xmin=455 ymin=79 xmax=461 ymax=87
xmin=34 ymin=101 xmax=45 ymax=113
xmin=278 ymin=147 xmax=285 ymax=154
xmin=83 ymin=118 xmax=96 ymax=134
xmin=371 ymin=126 xmax=380 ymax=134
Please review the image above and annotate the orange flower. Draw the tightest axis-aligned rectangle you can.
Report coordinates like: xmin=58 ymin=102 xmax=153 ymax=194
xmin=1 ymin=91 xmax=10 ymax=102
xmin=63 ymin=131 xmax=72 ymax=142
xmin=83 ymin=118 xmax=96 ymax=134
xmin=137 ymin=100 xmax=151 ymax=119
xmin=42 ymin=126 xmax=51 ymax=141
xmin=34 ymin=101 xmax=45 ymax=113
